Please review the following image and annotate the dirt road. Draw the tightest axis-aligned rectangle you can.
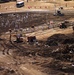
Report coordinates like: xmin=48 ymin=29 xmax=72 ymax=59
xmin=26 ymin=26 xmax=73 ymax=40
xmin=0 ymin=1 xmax=74 ymax=13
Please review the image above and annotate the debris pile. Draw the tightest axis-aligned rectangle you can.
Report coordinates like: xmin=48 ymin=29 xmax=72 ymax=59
xmin=46 ymin=34 xmax=67 ymax=46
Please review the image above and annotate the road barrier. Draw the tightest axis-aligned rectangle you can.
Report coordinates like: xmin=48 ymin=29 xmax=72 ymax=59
xmin=27 ymin=6 xmax=49 ymax=9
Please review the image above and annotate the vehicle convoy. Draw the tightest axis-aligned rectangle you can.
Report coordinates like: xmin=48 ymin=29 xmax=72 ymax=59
xmin=16 ymin=0 xmax=24 ymax=8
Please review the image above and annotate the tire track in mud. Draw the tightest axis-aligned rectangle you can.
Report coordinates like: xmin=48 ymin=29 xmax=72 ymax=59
xmin=20 ymin=64 xmax=48 ymax=75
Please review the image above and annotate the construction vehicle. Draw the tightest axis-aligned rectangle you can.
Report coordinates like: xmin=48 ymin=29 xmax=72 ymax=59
xmin=14 ymin=34 xmax=23 ymax=43
xmin=54 ymin=10 xmax=64 ymax=16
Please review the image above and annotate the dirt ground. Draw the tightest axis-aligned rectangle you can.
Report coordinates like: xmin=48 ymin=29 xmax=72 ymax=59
xmin=0 ymin=10 xmax=74 ymax=75
xmin=0 ymin=1 xmax=74 ymax=13
xmin=0 ymin=25 xmax=74 ymax=75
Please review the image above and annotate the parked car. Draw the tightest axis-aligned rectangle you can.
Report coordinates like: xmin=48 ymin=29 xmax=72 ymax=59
xmin=16 ymin=0 xmax=24 ymax=8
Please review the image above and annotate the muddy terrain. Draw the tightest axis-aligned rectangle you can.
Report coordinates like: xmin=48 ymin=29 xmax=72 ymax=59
xmin=0 ymin=12 xmax=74 ymax=75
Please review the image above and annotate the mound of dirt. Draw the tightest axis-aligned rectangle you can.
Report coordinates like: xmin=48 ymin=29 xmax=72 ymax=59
xmin=63 ymin=38 xmax=74 ymax=44
xmin=46 ymin=34 xmax=67 ymax=46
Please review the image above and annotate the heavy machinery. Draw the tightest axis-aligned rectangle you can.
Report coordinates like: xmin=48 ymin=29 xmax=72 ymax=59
xmin=54 ymin=10 xmax=64 ymax=16
xmin=14 ymin=34 xmax=23 ymax=43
